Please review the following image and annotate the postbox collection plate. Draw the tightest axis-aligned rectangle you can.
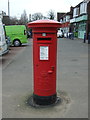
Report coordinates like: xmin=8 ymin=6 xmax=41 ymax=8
xmin=40 ymin=46 xmax=49 ymax=60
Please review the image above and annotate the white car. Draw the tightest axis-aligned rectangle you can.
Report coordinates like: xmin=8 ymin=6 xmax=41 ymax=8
xmin=64 ymin=33 xmax=68 ymax=38
xmin=57 ymin=30 xmax=64 ymax=38
xmin=0 ymin=18 xmax=9 ymax=56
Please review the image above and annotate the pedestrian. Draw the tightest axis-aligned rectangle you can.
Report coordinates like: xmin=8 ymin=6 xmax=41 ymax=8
xmin=69 ymin=32 xmax=72 ymax=39
xmin=84 ymin=32 xmax=86 ymax=43
xmin=71 ymin=32 xmax=74 ymax=40
xmin=68 ymin=32 xmax=70 ymax=38
xmin=67 ymin=32 xmax=68 ymax=38
xmin=88 ymin=32 xmax=90 ymax=44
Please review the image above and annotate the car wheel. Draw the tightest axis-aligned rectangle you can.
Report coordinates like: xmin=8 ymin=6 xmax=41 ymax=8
xmin=13 ymin=39 xmax=21 ymax=47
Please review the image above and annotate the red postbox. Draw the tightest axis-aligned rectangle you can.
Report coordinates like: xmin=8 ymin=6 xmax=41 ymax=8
xmin=27 ymin=20 xmax=61 ymax=105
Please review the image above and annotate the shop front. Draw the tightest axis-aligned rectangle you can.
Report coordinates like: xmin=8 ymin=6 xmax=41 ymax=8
xmin=78 ymin=21 xmax=86 ymax=39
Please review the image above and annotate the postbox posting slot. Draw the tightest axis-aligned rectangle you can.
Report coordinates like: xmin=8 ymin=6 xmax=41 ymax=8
xmin=37 ymin=36 xmax=52 ymax=44
xmin=37 ymin=38 xmax=51 ymax=40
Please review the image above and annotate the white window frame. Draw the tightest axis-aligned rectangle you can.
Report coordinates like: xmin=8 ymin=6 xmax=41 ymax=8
xmin=73 ymin=7 xmax=79 ymax=17
xmin=80 ymin=2 xmax=87 ymax=14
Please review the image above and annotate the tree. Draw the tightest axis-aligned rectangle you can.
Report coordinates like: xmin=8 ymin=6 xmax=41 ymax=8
xmin=48 ymin=10 xmax=55 ymax=20
xmin=32 ymin=12 xmax=43 ymax=21
xmin=20 ymin=10 xmax=28 ymax=25
xmin=10 ymin=16 xmax=19 ymax=25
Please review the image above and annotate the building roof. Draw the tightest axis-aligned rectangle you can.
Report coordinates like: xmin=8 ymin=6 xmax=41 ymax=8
xmin=73 ymin=0 xmax=90 ymax=8
xmin=58 ymin=7 xmax=74 ymax=19
xmin=83 ymin=0 xmax=90 ymax=2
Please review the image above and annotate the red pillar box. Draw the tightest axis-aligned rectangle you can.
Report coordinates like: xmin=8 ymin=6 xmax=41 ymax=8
xmin=27 ymin=20 xmax=61 ymax=105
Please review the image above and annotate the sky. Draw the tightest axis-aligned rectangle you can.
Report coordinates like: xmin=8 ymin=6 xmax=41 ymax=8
xmin=0 ymin=0 xmax=83 ymax=19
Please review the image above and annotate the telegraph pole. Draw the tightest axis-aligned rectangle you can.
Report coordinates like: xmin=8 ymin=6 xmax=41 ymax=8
xmin=8 ymin=0 xmax=10 ymax=17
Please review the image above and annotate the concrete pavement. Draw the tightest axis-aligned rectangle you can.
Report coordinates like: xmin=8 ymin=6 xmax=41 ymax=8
xmin=2 ymin=38 xmax=88 ymax=118
xmin=57 ymin=38 xmax=88 ymax=118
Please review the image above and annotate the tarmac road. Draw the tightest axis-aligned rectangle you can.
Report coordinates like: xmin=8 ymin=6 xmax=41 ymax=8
xmin=1 ymin=46 xmax=27 ymax=70
xmin=2 ymin=38 xmax=88 ymax=118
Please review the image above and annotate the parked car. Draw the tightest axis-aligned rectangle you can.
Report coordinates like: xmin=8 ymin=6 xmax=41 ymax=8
xmin=5 ymin=25 xmax=28 ymax=47
xmin=57 ymin=30 xmax=64 ymax=38
xmin=64 ymin=33 xmax=68 ymax=38
xmin=0 ymin=19 xmax=9 ymax=56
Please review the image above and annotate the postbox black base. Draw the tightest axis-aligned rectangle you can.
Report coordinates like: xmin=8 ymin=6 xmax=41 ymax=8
xmin=33 ymin=93 xmax=57 ymax=105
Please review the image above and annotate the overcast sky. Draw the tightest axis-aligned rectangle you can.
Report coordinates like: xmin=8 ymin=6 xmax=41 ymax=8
xmin=0 ymin=0 xmax=83 ymax=18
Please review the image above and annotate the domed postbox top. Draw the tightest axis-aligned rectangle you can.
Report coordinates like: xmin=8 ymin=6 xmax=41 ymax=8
xmin=27 ymin=19 xmax=61 ymax=28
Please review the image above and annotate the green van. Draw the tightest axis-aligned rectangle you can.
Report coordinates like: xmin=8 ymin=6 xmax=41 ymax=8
xmin=5 ymin=25 xmax=28 ymax=46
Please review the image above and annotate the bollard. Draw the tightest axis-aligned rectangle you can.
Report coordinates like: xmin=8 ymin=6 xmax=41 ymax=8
xmin=84 ymin=33 xmax=86 ymax=43
xmin=27 ymin=20 xmax=61 ymax=105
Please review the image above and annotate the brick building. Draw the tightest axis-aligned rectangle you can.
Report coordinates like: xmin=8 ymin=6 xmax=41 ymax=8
xmin=57 ymin=7 xmax=73 ymax=37
xmin=70 ymin=0 xmax=90 ymax=39
xmin=57 ymin=0 xmax=90 ymax=39
xmin=87 ymin=0 xmax=90 ymax=39
xmin=57 ymin=12 xmax=66 ymax=22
